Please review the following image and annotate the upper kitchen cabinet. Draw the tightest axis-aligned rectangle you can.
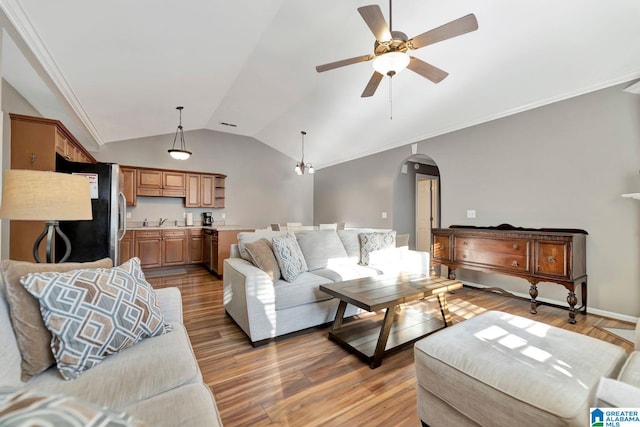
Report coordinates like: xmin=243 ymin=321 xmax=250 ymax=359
xmin=10 ymin=113 xmax=96 ymax=171
xmin=136 ymin=168 xmax=185 ymax=197
xmin=214 ymin=176 xmax=225 ymax=208
xmin=185 ymin=174 xmax=201 ymax=207
xmin=121 ymin=167 xmax=137 ymax=206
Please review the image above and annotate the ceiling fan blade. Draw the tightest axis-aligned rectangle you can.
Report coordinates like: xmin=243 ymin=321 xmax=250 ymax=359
xmin=316 ymin=54 xmax=374 ymax=73
xmin=361 ymin=71 xmax=384 ymax=97
xmin=407 ymin=57 xmax=449 ymax=83
xmin=409 ymin=14 xmax=478 ymax=50
xmin=357 ymin=5 xmax=391 ymax=42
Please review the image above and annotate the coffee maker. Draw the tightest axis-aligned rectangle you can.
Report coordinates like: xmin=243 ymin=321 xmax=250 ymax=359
xmin=202 ymin=212 xmax=213 ymax=226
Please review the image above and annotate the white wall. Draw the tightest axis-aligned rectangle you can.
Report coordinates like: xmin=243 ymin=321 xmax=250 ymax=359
xmin=95 ymin=129 xmax=314 ymax=228
xmin=314 ymin=82 xmax=640 ymax=318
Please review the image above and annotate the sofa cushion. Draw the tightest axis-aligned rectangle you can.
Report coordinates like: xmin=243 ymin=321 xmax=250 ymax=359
xmin=237 ymin=230 xmax=287 ymax=262
xmin=0 ymin=389 xmax=146 ymax=427
xmin=25 ymin=321 xmax=199 ymax=410
xmin=359 ymin=231 xmax=396 ymax=265
xmin=0 ymin=286 xmax=22 ymax=389
xmin=295 ymin=230 xmax=350 ymax=271
xmin=21 ymin=257 xmax=171 ymax=380
xmin=0 ymin=257 xmax=113 ymax=382
xmin=274 ymin=272 xmax=333 ymax=310
xmin=125 ymin=383 xmax=222 ymax=427
xmin=618 ymin=351 xmax=640 ymax=388
xmin=272 ymin=233 xmax=308 ymax=282
xmin=244 ymin=238 xmax=281 ymax=281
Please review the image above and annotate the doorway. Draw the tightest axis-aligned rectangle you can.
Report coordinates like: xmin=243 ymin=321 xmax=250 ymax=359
xmin=416 ymin=174 xmax=439 ymax=252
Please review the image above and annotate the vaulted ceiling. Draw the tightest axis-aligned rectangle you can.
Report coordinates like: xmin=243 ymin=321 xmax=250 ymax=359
xmin=2 ymin=1 xmax=640 ymax=169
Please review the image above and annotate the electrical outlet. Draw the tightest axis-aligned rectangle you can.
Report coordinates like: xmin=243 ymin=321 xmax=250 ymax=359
xmin=466 ymin=210 xmax=476 ymax=219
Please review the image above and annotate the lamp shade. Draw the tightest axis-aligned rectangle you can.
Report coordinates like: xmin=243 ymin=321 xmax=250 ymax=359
xmin=372 ymin=51 xmax=410 ymax=76
xmin=0 ymin=170 xmax=93 ymax=221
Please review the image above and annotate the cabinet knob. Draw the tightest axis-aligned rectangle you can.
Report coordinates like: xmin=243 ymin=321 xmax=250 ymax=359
xmin=512 ymin=244 xmax=518 ymax=249
xmin=548 ymin=256 xmax=556 ymax=263
xmin=439 ymin=244 xmax=444 ymax=250
xmin=512 ymin=260 xmax=519 ymax=267
xmin=463 ymin=241 xmax=468 ymax=246
xmin=462 ymin=254 xmax=466 ymax=259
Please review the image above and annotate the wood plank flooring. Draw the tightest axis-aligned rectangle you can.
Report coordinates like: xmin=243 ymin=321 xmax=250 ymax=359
xmin=147 ymin=267 xmax=635 ymax=427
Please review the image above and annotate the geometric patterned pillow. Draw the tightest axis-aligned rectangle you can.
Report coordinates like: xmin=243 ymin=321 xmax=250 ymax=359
xmin=20 ymin=257 xmax=172 ymax=380
xmin=358 ymin=231 xmax=396 ymax=265
xmin=0 ymin=389 xmax=148 ymax=426
xmin=272 ymin=233 xmax=308 ymax=282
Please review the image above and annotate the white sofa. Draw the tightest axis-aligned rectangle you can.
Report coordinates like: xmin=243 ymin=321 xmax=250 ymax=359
xmin=223 ymin=229 xmax=429 ymax=345
xmin=0 ymin=258 xmax=222 ymax=426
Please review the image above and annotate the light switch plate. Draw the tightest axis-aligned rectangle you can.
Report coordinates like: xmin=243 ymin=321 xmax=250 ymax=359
xmin=381 ymin=211 xmax=388 ymax=219
xmin=466 ymin=210 xmax=476 ymax=219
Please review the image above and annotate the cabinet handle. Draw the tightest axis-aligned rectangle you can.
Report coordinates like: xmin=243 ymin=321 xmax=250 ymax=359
xmin=512 ymin=260 xmax=519 ymax=267
xmin=462 ymin=254 xmax=466 ymax=259
xmin=548 ymin=256 xmax=556 ymax=263
xmin=512 ymin=244 xmax=518 ymax=249
xmin=463 ymin=241 xmax=468 ymax=246
xmin=439 ymin=244 xmax=444 ymax=250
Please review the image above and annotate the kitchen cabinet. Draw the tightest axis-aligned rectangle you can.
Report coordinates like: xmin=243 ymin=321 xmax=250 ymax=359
xmin=120 ymin=231 xmax=134 ymax=263
xmin=201 ymin=175 xmax=214 ymax=207
xmin=214 ymin=176 xmax=226 ymax=208
xmin=134 ymin=230 xmax=163 ymax=268
xmin=188 ymin=228 xmax=204 ymax=264
xmin=185 ymin=174 xmax=201 ymax=207
xmin=204 ymin=228 xmax=253 ymax=275
xmin=9 ymin=113 xmax=97 ymax=262
xmin=203 ymin=230 xmax=213 ymax=271
xmin=121 ymin=167 xmax=137 ymax=206
xmin=136 ymin=169 xmax=185 ymax=197
xmin=162 ymin=229 xmax=188 ymax=266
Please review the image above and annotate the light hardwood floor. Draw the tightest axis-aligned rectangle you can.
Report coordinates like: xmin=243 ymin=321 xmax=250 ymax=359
xmin=147 ymin=267 xmax=634 ymax=427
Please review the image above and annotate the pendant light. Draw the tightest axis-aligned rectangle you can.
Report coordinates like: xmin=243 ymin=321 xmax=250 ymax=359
xmin=294 ymin=131 xmax=314 ymax=175
xmin=168 ymin=106 xmax=192 ymax=160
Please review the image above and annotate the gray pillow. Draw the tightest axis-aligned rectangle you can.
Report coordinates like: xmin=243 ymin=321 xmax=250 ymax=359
xmin=295 ymin=230 xmax=349 ymax=271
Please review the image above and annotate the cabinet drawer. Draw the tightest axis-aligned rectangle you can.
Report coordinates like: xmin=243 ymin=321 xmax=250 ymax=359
xmin=163 ymin=229 xmax=187 ymax=238
xmin=189 ymin=228 xmax=204 ymax=237
xmin=455 ymin=237 xmax=528 ymax=256
xmin=135 ymin=230 xmax=162 ymax=239
xmin=137 ymin=188 xmax=163 ymax=197
xmin=432 ymin=235 xmax=450 ymax=260
xmin=535 ymin=242 xmax=569 ymax=277
xmin=455 ymin=249 xmax=529 ymax=271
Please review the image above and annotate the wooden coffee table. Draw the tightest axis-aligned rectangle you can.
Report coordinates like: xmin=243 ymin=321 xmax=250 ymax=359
xmin=319 ymin=274 xmax=462 ymax=368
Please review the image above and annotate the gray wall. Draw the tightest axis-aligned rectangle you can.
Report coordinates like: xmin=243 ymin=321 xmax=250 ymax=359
xmin=95 ymin=129 xmax=313 ymax=228
xmin=314 ymin=82 xmax=640 ymax=318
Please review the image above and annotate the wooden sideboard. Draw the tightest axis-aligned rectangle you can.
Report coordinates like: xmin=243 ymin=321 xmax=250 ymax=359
xmin=431 ymin=225 xmax=587 ymax=323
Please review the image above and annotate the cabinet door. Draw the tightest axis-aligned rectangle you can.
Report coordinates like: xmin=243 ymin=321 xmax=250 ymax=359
xmin=201 ymin=175 xmax=214 ymax=207
xmin=137 ymin=169 xmax=163 ymax=196
xmin=162 ymin=230 xmax=187 ymax=266
xmin=189 ymin=229 xmax=204 ymax=264
xmin=121 ymin=167 xmax=137 ymax=206
xmin=134 ymin=230 xmax=163 ymax=268
xmin=432 ymin=234 xmax=451 ymax=261
xmin=55 ymin=130 xmax=67 ymax=157
xmin=185 ymin=174 xmax=201 ymax=207
xmin=120 ymin=232 xmax=134 ymax=263
xmin=162 ymin=172 xmax=186 ymax=197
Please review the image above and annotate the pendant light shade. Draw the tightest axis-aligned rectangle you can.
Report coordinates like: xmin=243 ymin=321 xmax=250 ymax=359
xmin=168 ymin=106 xmax=192 ymax=160
xmin=294 ymin=131 xmax=314 ymax=175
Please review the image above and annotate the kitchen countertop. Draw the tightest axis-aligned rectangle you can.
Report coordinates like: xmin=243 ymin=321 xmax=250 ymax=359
xmin=127 ymin=225 xmax=256 ymax=231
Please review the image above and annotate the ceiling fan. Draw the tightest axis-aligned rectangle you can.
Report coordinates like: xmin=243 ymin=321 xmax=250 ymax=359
xmin=315 ymin=1 xmax=478 ymax=97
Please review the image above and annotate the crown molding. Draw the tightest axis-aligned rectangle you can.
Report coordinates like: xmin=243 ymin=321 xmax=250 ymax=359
xmin=0 ymin=0 xmax=104 ymax=145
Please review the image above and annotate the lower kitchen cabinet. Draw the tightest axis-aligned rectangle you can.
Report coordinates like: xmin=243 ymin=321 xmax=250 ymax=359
xmin=188 ymin=229 xmax=204 ymax=264
xmin=162 ymin=229 xmax=188 ymax=266
xmin=134 ymin=230 xmax=163 ymax=268
xmin=120 ymin=231 xmax=134 ymax=263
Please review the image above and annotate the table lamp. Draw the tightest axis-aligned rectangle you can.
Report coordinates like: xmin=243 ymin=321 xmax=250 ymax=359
xmin=0 ymin=169 xmax=93 ymax=263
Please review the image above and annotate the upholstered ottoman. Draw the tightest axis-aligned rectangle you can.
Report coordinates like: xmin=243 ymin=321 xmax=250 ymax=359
xmin=414 ymin=311 xmax=628 ymax=426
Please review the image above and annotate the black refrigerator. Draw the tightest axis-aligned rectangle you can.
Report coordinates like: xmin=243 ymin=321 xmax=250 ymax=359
xmin=55 ymin=156 xmax=127 ymax=264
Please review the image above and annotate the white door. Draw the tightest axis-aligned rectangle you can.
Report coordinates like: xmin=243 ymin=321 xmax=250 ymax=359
xmin=416 ymin=176 xmax=439 ymax=252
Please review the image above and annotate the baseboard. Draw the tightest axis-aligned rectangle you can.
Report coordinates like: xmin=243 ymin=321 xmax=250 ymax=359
xmin=462 ymin=281 xmax=639 ymax=324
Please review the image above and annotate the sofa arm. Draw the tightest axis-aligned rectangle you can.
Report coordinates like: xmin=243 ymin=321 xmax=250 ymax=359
xmin=223 ymin=258 xmax=277 ymax=344
xmin=399 ymin=249 xmax=430 ymax=275
xmin=155 ymin=287 xmax=183 ymax=324
xmin=595 ymin=377 xmax=640 ymax=407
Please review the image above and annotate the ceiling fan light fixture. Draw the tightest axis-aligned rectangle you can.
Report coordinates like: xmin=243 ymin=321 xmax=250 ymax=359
xmin=372 ymin=51 xmax=410 ymax=76
xmin=168 ymin=106 xmax=192 ymax=160
xmin=294 ymin=131 xmax=314 ymax=175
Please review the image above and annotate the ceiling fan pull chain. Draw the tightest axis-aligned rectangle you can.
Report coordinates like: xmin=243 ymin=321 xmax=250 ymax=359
xmin=389 ymin=76 xmax=393 ymax=120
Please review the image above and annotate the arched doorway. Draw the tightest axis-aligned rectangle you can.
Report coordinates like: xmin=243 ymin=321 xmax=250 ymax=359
xmin=393 ymin=154 xmax=441 ymax=251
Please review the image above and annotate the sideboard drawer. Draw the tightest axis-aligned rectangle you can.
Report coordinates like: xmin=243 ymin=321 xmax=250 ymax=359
xmin=455 ymin=237 xmax=529 ymax=256
xmin=535 ymin=242 xmax=569 ymax=277
xmin=433 ymin=235 xmax=451 ymax=261
xmin=455 ymin=248 xmax=529 ymax=271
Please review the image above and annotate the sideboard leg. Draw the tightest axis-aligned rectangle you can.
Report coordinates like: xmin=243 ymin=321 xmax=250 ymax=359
xmin=448 ymin=268 xmax=456 ymax=280
xmin=581 ymin=279 xmax=588 ymax=314
xmin=567 ymin=291 xmax=578 ymax=324
xmin=529 ymin=283 xmax=538 ymax=314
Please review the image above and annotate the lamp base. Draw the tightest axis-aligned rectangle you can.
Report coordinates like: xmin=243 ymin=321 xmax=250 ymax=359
xmin=33 ymin=220 xmax=71 ymax=263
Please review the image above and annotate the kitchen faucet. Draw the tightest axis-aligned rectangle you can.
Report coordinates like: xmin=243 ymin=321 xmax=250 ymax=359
xmin=159 ymin=218 xmax=168 ymax=226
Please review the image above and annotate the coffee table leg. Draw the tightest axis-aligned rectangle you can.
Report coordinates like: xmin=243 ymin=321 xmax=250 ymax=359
xmin=332 ymin=300 xmax=348 ymax=330
xmin=371 ymin=305 xmax=396 ymax=368
xmin=436 ymin=293 xmax=452 ymax=327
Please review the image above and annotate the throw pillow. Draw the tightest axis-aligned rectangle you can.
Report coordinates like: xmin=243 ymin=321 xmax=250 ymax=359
xmin=20 ymin=257 xmax=172 ymax=381
xmin=0 ymin=257 xmax=113 ymax=382
xmin=0 ymin=390 xmax=147 ymax=426
xmin=358 ymin=231 xmax=397 ymax=265
xmin=244 ymin=238 xmax=281 ymax=281
xmin=396 ymin=233 xmax=410 ymax=248
xmin=272 ymin=233 xmax=308 ymax=282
